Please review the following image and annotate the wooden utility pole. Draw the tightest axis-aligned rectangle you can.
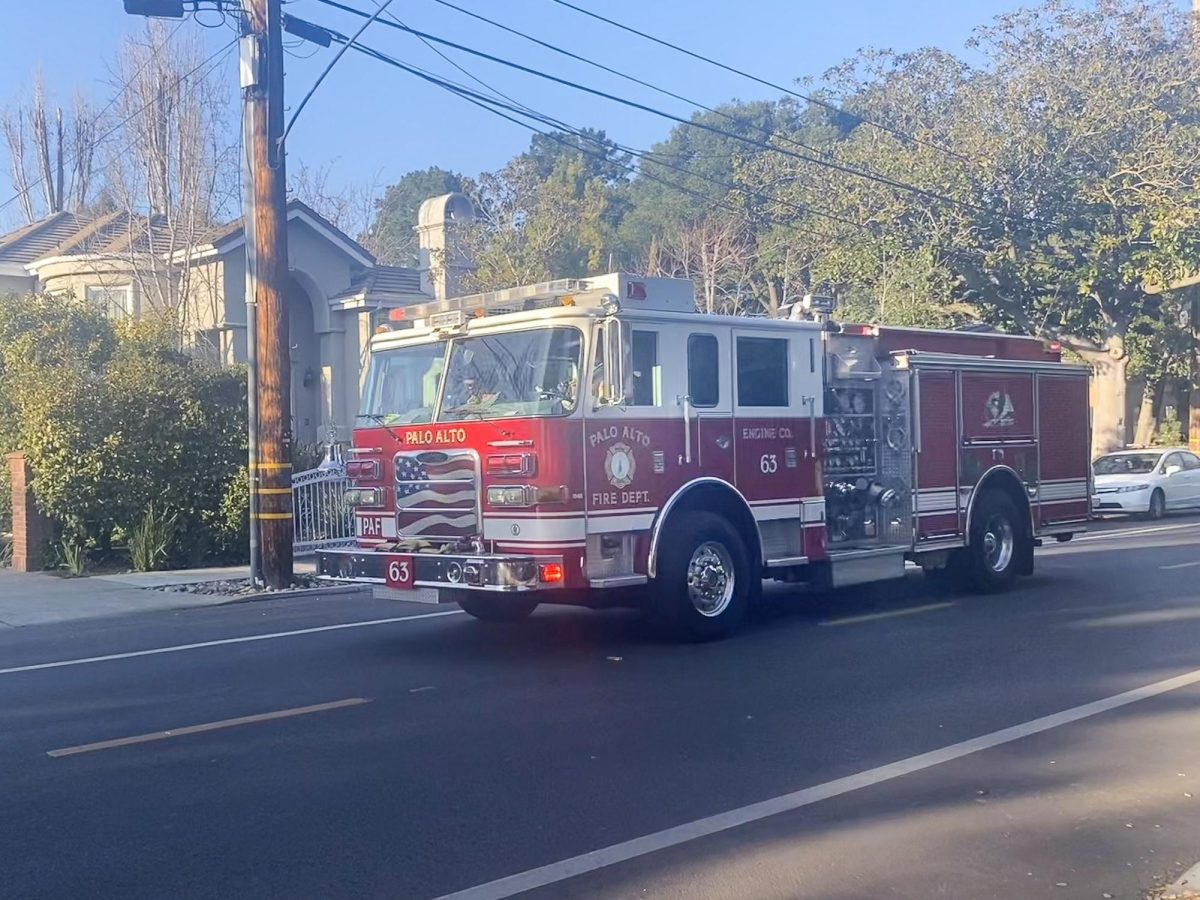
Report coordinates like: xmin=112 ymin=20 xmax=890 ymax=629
xmin=244 ymin=0 xmax=294 ymax=587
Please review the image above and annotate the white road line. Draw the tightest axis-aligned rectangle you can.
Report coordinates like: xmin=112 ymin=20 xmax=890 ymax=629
xmin=1161 ymin=560 xmax=1200 ymax=570
xmin=1073 ymin=522 xmax=1199 ymax=542
xmin=0 ymin=610 xmax=465 ymax=677
xmin=819 ymin=603 xmax=954 ymax=627
xmin=434 ymin=666 xmax=1200 ymax=900
xmin=46 ymin=698 xmax=370 ymax=758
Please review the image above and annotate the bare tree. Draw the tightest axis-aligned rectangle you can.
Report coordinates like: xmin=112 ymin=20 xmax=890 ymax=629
xmin=651 ymin=215 xmax=758 ymax=315
xmin=66 ymin=93 xmax=98 ymax=212
xmin=1 ymin=74 xmax=98 ymax=223
xmin=289 ymin=160 xmax=383 ymax=254
xmin=1 ymin=108 xmax=37 ymax=223
xmin=103 ymin=22 xmax=237 ymax=339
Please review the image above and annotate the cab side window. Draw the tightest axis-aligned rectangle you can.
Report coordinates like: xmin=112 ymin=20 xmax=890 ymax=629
xmin=631 ymin=330 xmax=660 ymax=407
xmin=687 ymin=334 xmax=719 ymax=407
xmin=1164 ymin=452 xmax=1184 ymax=472
xmin=1181 ymin=452 xmax=1200 ymax=470
xmin=736 ymin=336 xmax=788 ymax=407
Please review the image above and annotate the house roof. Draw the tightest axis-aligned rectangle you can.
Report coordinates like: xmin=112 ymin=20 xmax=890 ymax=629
xmin=202 ymin=199 xmax=377 ymax=267
xmin=332 ymin=264 xmax=425 ymax=305
xmin=0 ymin=212 xmax=90 ymax=266
xmin=0 ymin=209 xmax=181 ymax=269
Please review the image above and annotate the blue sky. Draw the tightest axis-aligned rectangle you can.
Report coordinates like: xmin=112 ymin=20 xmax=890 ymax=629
xmin=0 ymin=0 xmax=1182 ymax=226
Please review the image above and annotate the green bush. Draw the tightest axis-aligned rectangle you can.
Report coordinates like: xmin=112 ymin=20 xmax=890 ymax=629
xmin=59 ymin=535 xmax=87 ymax=577
xmin=1153 ymin=411 xmax=1184 ymax=447
xmin=0 ymin=296 xmax=248 ymax=566
xmin=0 ymin=294 xmax=116 ymax=533
xmin=129 ymin=504 xmax=179 ymax=572
xmin=208 ymin=466 xmax=251 ymax=564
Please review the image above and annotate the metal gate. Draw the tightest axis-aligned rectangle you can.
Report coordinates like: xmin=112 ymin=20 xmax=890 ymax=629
xmin=292 ymin=465 xmax=355 ymax=554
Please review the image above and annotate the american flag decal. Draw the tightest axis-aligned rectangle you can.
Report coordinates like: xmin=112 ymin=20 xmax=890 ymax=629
xmin=394 ymin=450 xmax=479 ymax=538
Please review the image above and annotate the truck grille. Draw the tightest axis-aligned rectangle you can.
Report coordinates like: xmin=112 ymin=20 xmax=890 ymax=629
xmin=394 ymin=449 xmax=479 ymax=539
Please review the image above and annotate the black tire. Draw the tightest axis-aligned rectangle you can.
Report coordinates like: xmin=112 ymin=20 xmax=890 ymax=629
xmin=962 ymin=490 xmax=1027 ymax=593
xmin=1146 ymin=489 xmax=1166 ymax=520
xmin=651 ymin=511 xmax=756 ymax=641
xmin=453 ymin=592 xmax=538 ymax=622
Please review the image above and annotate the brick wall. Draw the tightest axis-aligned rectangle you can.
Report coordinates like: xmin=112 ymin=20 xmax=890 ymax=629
xmin=7 ymin=452 xmax=48 ymax=572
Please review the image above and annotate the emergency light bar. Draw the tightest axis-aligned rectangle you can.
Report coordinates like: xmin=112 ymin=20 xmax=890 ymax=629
xmin=380 ymin=273 xmax=698 ymax=332
xmin=389 ymin=279 xmax=592 ymax=327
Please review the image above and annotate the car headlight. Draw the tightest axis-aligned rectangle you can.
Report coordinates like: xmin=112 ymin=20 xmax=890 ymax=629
xmin=1114 ymin=484 xmax=1150 ymax=493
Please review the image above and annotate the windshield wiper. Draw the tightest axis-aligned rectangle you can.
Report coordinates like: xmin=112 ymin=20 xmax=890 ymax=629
xmin=441 ymin=405 xmax=487 ymax=421
xmin=358 ymin=412 xmax=406 ymax=442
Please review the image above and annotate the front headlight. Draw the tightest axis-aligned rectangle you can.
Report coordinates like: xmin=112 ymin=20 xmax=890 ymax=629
xmin=487 ymin=485 xmax=535 ymax=507
xmin=344 ymin=487 xmax=385 ymax=507
xmin=1114 ymin=484 xmax=1150 ymax=493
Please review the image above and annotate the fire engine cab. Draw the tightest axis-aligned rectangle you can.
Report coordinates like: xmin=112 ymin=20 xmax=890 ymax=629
xmin=317 ymin=273 xmax=1091 ymax=639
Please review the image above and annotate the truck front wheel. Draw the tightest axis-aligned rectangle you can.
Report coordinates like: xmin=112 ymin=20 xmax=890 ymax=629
xmin=652 ymin=512 xmax=755 ymax=641
xmin=451 ymin=593 xmax=539 ymax=622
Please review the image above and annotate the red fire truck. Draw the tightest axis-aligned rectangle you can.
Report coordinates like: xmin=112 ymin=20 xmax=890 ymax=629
xmin=317 ymin=273 xmax=1091 ymax=638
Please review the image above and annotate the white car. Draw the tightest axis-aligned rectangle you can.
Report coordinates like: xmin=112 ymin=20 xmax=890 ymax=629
xmin=1092 ymin=448 xmax=1200 ymax=518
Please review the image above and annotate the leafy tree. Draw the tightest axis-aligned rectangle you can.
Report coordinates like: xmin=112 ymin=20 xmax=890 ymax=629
xmin=755 ymin=1 xmax=1200 ymax=453
xmin=525 ymin=127 xmax=631 ymax=185
xmin=461 ymin=148 xmax=620 ymax=290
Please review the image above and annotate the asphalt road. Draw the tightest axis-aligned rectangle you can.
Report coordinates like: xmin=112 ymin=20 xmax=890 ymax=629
xmin=2 ymin=515 xmax=1199 ymax=899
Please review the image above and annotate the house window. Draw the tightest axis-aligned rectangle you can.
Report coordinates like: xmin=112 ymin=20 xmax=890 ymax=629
xmin=736 ymin=336 xmax=789 ymax=407
xmin=85 ymin=285 xmax=133 ymax=318
xmin=687 ymin=334 xmax=719 ymax=407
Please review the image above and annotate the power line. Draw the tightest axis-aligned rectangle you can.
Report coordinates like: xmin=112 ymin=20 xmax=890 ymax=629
xmin=338 ymin=36 xmax=841 ymax=246
xmin=0 ymin=36 xmax=237 ymax=217
xmin=340 ymin=32 xmax=1072 ymax=280
xmin=0 ymin=16 xmax=188 ymax=219
xmin=310 ymin=0 xmax=1001 ymax=221
xmin=370 ymin=2 xmax=525 ymax=110
xmin=425 ymin=0 xmax=842 ymax=166
xmin=312 ymin=20 xmax=863 ymax=234
xmin=280 ymin=0 xmax=398 ymax=151
xmin=547 ymin=0 xmax=971 ymax=164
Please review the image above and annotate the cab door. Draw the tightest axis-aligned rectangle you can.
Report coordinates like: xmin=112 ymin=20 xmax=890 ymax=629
xmin=682 ymin=328 xmax=733 ymax=485
xmin=731 ymin=328 xmax=824 ymax=562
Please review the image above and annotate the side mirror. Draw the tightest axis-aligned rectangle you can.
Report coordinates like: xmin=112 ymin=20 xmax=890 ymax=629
xmin=1165 ymin=464 xmax=1182 ymax=477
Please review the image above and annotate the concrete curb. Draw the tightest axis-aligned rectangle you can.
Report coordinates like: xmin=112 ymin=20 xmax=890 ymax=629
xmin=211 ymin=584 xmax=374 ymax=607
xmin=1160 ymin=860 xmax=1200 ymax=899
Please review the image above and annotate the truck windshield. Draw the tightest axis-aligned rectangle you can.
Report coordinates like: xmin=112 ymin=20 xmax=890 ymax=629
xmin=360 ymin=327 xmax=582 ymax=425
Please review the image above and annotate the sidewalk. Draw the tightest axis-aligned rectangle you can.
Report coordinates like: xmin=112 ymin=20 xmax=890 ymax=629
xmin=0 ymin=560 xmax=318 ymax=628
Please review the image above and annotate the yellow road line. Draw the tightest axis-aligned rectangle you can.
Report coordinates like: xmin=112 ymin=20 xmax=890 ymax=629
xmin=47 ymin=698 xmax=371 ymax=758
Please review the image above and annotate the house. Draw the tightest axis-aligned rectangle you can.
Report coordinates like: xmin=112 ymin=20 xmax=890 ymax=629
xmin=0 ymin=192 xmax=476 ymax=444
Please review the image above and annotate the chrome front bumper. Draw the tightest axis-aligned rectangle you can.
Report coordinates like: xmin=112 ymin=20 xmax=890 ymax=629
xmin=315 ymin=548 xmax=564 ymax=592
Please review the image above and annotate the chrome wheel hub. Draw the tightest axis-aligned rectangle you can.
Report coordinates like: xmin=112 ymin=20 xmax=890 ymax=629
xmin=982 ymin=515 xmax=1014 ymax=573
xmin=687 ymin=541 xmax=735 ymax=617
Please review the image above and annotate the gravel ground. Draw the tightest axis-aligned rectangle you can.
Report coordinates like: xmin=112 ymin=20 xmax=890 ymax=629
xmin=152 ymin=574 xmax=326 ymax=596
